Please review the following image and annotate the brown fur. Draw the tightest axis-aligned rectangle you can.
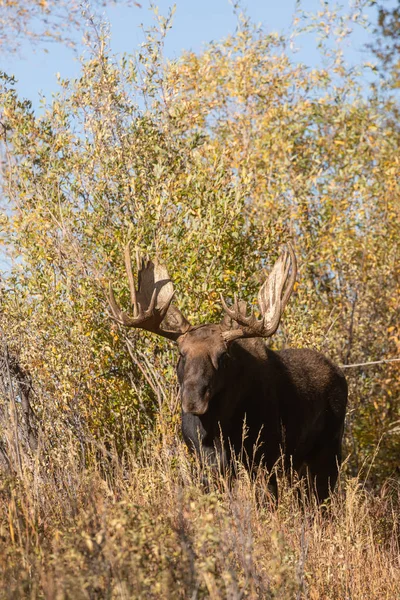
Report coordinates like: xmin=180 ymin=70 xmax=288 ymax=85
xmin=178 ymin=325 xmax=347 ymax=502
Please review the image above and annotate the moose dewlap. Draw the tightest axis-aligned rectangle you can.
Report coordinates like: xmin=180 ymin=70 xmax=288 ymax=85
xmin=108 ymin=243 xmax=347 ymax=502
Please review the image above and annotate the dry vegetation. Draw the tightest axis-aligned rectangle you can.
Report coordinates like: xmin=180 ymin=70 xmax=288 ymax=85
xmin=1 ymin=3 xmax=400 ymax=598
xmin=0 ymin=408 xmax=399 ymax=599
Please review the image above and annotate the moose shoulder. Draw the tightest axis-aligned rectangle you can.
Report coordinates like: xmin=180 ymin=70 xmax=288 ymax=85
xmin=108 ymin=244 xmax=347 ymax=502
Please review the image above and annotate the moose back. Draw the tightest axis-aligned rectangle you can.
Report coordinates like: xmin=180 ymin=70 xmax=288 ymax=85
xmin=108 ymin=244 xmax=347 ymax=501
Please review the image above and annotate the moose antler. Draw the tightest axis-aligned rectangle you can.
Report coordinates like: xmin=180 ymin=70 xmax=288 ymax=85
xmin=108 ymin=244 xmax=191 ymax=341
xmin=220 ymin=243 xmax=297 ymax=342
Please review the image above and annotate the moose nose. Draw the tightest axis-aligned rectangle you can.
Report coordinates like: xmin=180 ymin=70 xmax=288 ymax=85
xmin=181 ymin=383 xmax=211 ymax=415
xmin=182 ymin=402 xmax=208 ymax=415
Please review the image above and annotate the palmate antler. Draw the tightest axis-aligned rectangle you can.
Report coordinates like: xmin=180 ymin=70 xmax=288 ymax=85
xmin=108 ymin=244 xmax=191 ymax=341
xmin=220 ymin=243 xmax=297 ymax=342
xmin=108 ymin=242 xmax=297 ymax=344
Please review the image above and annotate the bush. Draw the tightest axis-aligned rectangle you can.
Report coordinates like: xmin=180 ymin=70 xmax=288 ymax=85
xmin=0 ymin=3 xmax=398 ymax=482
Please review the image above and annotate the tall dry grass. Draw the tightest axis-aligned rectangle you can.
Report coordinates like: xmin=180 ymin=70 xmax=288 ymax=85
xmin=0 ymin=408 xmax=399 ymax=600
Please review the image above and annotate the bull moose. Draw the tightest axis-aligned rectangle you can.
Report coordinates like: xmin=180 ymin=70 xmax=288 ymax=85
xmin=108 ymin=243 xmax=347 ymax=501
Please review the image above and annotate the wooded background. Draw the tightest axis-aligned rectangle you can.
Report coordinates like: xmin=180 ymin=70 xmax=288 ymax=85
xmin=1 ymin=2 xmax=398 ymax=481
xmin=0 ymin=3 xmax=399 ymax=597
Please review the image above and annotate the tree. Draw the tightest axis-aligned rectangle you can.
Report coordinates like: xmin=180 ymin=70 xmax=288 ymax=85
xmin=0 ymin=7 xmax=399 ymax=480
xmin=0 ymin=0 xmax=142 ymax=55
xmin=370 ymin=0 xmax=400 ymax=88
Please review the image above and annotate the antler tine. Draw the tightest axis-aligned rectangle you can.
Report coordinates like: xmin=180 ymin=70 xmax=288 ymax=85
xmin=124 ymin=242 xmax=138 ymax=314
xmin=221 ymin=292 xmax=259 ymax=338
xmin=135 ymin=248 xmax=141 ymax=274
xmin=108 ymin=281 xmax=136 ymax=326
xmin=233 ymin=293 xmax=240 ymax=316
xmin=220 ymin=293 xmax=236 ymax=320
xmin=147 ymin=288 xmax=158 ymax=316
xmin=281 ymin=243 xmax=297 ymax=312
xmin=108 ymin=282 xmax=122 ymax=322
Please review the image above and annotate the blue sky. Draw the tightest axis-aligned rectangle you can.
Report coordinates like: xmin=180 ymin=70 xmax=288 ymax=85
xmin=3 ymin=0 xmax=381 ymax=112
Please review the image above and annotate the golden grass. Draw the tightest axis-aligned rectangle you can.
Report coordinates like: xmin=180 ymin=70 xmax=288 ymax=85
xmin=0 ymin=417 xmax=399 ymax=599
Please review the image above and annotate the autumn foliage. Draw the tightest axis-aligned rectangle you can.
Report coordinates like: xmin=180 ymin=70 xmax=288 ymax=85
xmin=0 ymin=4 xmax=399 ymax=597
